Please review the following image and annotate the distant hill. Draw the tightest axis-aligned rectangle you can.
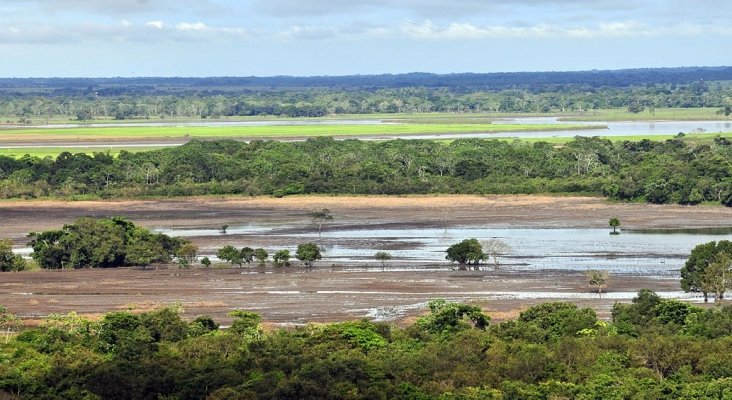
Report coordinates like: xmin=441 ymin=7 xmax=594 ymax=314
xmin=1 ymin=66 xmax=731 ymax=93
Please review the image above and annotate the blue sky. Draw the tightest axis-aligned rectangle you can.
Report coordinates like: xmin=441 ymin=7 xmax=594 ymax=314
xmin=0 ymin=0 xmax=729 ymax=77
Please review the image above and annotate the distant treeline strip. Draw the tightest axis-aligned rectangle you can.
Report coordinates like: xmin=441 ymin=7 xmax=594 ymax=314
xmin=1 ymin=136 xmax=730 ymax=205
xmin=2 ymin=66 xmax=732 ymax=90
xmin=1 ymin=74 xmax=731 ymax=120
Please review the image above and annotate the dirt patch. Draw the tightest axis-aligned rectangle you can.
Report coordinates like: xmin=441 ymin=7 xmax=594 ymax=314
xmin=0 ymin=266 xmax=686 ymax=326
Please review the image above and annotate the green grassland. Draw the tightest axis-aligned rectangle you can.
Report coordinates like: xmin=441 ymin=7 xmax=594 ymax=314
xmin=0 ymin=146 xmax=168 ymax=158
xmin=0 ymin=122 xmax=601 ymax=139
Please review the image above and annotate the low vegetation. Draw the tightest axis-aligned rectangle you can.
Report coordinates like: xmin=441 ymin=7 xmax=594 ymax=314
xmin=2 ymin=292 xmax=732 ymax=399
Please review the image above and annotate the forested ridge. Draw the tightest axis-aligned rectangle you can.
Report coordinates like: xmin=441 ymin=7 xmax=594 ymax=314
xmin=3 ymin=292 xmax=732 ymax=399
xmin=2 ymin=66 xmax=731 ymax=90
xmin=1 ymin=136 xmax=731 ymax=205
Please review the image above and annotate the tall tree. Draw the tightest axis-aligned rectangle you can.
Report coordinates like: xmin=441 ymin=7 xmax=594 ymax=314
xmin=308 ymin=208 xmax=333 ymax=238
xmin=699 ymin=253 xmax=732 ymax=301
xmin=481 ymin=238 xmax=512 ymax=269
xmin=681 ymin=240 xmax=732 ymax=302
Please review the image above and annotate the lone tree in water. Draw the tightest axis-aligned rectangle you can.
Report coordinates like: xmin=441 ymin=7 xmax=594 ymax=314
xmin=375 ymin=251 xmax=392 ymax=269
xmin=446 ymin=238 xmax=484 ymax=268
xmin=586 ymin=270 xmax=610 ymax=297
xmin=609 ymin=217 xmax=621 ymax=234
xmin=309 ymin=209 xmax=333 ymax=238
xmin=481 ymin=238 xmax=512 ymax=269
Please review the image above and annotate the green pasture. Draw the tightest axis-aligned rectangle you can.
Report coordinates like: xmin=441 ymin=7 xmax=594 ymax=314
xmin=0 ymin=122 xmax=601 ymax=140
xmin=0 ymin=146 xmax=167 ymax=158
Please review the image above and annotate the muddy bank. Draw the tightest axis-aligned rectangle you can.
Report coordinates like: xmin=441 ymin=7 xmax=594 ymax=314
xmin=2 ymin=195 xmax=732 ymax=243
xmin=1 ymin=195 xmax=728 ymax=325
xmin=0 ymin=265 xmax=693 ymax=326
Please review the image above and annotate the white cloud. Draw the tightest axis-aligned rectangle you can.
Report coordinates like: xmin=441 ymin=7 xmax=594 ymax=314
xmin=397 ymin=20 xmax=732 ymax=40
xmin=146 ymin=20 xmax=164 ymax=29
xmin=176 ymin=22 xmax=208 ymax=31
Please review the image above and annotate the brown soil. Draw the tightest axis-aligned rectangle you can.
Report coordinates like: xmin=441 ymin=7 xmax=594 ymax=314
xmin=1 ymin=195 xmax=728 ymax=326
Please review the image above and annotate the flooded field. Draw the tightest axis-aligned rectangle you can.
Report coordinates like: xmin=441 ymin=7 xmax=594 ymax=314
xmin=155 ymin=225 xmax=732 ymax=277
xmin=3 ymin=195 xmax=732 ymax=325
xmin=409 ymin=118 xmax=732 ymax=139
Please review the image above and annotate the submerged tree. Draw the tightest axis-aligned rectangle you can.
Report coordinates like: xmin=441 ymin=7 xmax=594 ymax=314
xmin=609 ymin=217 xmax=621 ymax=235
xmin=481 ymin=238 xmax=512 ymax=269
xmin=375 ymin=251 xmax=392 ymax=269
xmin=309 ymin=208 xmax=333 ymax=238
xmin=445 ymin=238 xmax=483 ymax=267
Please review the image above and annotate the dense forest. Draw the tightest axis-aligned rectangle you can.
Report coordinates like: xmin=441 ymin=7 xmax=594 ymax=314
xmin=1 ymin=136 xmax=731 ymax=206
xmin=2 ymin=292 xmax=732 ymax=399
xmin=2 ymin=67 xmax=732 ymax=91
xmin=1 ymin=67 xmax=731 ymax=120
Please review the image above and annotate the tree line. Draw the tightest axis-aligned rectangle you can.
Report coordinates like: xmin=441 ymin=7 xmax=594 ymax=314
xmin=3 ymin=291 xmax=732 ymax=399
xmin=3 ymin=67 xmax=732 ymax=91
xmin=2 ymin=81 xmax=731 ymax=121
xmin=1 ymin=136 xmax=731 ymax=205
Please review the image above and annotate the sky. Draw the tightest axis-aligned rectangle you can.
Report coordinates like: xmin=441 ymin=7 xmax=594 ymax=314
xmin=0 ymin=0 xmax=730 ymax=77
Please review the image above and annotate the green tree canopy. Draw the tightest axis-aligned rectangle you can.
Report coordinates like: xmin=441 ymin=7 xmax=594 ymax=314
xmin=0 ymin=240 xmax=25 ymax=272
xmin=681 ymin=240 xmax=732 ymax=302
xmin=27 ymin=218 xmax=185 ymax=269
xmin=296 ymin=242 xmax=322 ymax=267
xmin=445 ymin=238 xmax=484 ymax=266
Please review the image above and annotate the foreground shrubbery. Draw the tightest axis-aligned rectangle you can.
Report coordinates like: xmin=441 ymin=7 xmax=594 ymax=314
xmin=2 ymin=292 xmax=732 ymax=399
xmin=1 ymin=136 xmax=731 ymax=205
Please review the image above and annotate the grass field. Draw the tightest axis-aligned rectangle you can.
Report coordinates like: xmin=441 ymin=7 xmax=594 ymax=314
xmin=0 ymin=146 xmax=168 ymax=158
xmin=1 ymin=111 xmax=729 ymax=158
xmin=0 ymin=122 xmax=601 ymax=140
